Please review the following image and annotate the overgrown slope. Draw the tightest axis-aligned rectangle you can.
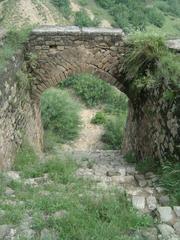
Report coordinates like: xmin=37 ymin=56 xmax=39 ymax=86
xmin=0 ymin=0 xmax=180 ymax=37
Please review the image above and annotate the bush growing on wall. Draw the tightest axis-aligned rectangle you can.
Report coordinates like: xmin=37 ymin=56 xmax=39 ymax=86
xmin=0 ymin=28 xmax=31 ymax=72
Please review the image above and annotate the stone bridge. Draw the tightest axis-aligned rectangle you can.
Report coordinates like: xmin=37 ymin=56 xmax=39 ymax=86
xmin=0 ymin=26 xmax=179 ymax=169
xmin=27 ymin=26 xmax=125 ymax=98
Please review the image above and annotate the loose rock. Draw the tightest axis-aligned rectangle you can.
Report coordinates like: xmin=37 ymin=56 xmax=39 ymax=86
xmin=141 ymin=227 xmax=158 ymax=240
xmin=159 ymin=195 xmax=170 ymax=206
xmin=0 ymin=225 xmax=11 ymax=239
xmin=53 ymin=210 xmax=68 ymax=219
xmin=106 ymin=170 xmax=120 ymax=177
xmin=40 ymin=228 xmax=58 ymax=240
xmin=157 ymin=206 xmax=176 ymax=225
xmin=174 ymin=221 xmax=180 ymax=235
xmin=174 ymin=206 xmax=180 ymax=218
xmin=132 ymin=196 xmax=145 ymax=210
xmin=135 ymin=174 xmax=147 ymax=187
xmin=6 ymin=171 xmax=20 ymax=181
xmin=147 ymin=196 xmax=157 ymax=211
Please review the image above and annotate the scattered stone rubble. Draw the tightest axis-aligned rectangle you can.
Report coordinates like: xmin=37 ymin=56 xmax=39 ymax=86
xmin=73 ymin=150 xmax=180 ymax=240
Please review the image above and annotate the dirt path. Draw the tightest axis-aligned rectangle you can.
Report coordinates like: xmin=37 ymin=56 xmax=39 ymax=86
xmin=18 ymin=0 xmax=56 ymax=25
xmin=70 ymin=0 xmax=80 ymax=12
xmin=61 ymin=108 xmax=104 ymax=151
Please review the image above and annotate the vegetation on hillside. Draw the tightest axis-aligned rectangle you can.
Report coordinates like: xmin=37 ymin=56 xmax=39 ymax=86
xmin=0 ymin=0 xmax=180 ymax=36
xmin=51 ymin=0 xmax=71 ymax=18
xmin=95 ymin=0 xmax=180 ymax=34
xmin=74 ymin=10 xmax=100 ymax=27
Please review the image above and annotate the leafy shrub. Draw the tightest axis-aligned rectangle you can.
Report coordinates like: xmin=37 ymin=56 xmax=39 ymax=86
xmin=147 ymin=7 xmax=165 ymax=28
xmin=155 ymin=1 xmax=170 ymax=13
xmin=91 ymin=111 xmax=107 ymax=125
xmin=60 ymin=74 xmax=112 ymax=107
xmin=102 ymin=113 xmax=127 ymax=150
xmin=60 ymin=74 xmax=129 ymax=111
xmin=166 ymin=0 xmax=180 ymax=17
xmin=41 ymin=88 xmax=81 ymax=144
xmin=51 ymin=0 xmax=71 ymax=18
xmin=96 ymin=0 xmax=148 ymax=31
xmin=78 ymin=0 xmax=88 ymax=6
xmin=74 ymin=10 xmax=100 ymax=27
xmin=105 ymin=89 xmax=128 ymax=114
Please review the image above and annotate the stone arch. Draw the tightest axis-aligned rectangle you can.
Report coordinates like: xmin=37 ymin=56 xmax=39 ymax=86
xmin=27 ymin=26 xmax=125 ymax=99
xmin=26 ymin=26 xmax=127 ymax=153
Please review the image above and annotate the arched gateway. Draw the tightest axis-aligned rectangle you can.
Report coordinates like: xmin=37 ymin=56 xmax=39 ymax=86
xmin=26 ymin=26 xmax=125 ymax=155
xmin=0 ymin=26 xmax=179 ymax=169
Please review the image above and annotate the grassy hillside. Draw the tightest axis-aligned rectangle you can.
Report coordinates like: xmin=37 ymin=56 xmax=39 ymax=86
xmin=0 ymin=0 xmax=180 ymax=37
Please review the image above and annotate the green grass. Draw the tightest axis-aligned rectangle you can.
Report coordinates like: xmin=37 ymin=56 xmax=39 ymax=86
xmin=60 ymin=74 xmax=112 ymax=107
xmin=74 ymin=0 xmax=114 ymax=25
xmin=102 ymin=112 xmax=127 ymax=150
xmin=0 ymin=28 xmax=32 ymax=72
xmin=60 ymin=74 xmax=128 ymax=110
xmin=74 ymin=9 xmax=100 ymax=27
xmin=124 ymin=152 xmax=161 ymax=175
xmin=41 ymin=88 xmax=81 ymax=150
xmin=124 ymin=152 xmax=180 ymax=205
xmin=95 ymin=0 xmax=180 ymax=36
xmin=159 ymin=162 xmax=180 ymax=205
xmin=91 ymin=111 xmax=107 ymax=125
xmin=51 ymin=0 xmax=71 ymax=18
xmin=0 ymin=144 xmax=153 ymax=239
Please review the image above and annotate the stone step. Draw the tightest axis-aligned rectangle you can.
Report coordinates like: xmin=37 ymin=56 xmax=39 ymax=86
xmin=54 ymin=150 xmax=124 ymax=164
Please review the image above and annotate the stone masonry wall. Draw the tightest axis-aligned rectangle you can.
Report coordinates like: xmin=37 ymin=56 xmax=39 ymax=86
xmin=0 ymin=50 xmax=38 ymax=169
xmin=122 ymin=88 xmax=180 ymax=161
xmin=0 ymin=26 xmax=179 ymax=169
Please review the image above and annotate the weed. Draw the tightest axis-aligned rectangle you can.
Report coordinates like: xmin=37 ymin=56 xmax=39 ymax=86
xmin=124 ymin=152 xmax=160 ymax=174
xmin=102 ymin=113 xmax=127 ymax=150
xmin=159 ymin=162 xmax=180 ymax=205
xmin=13 ymin=138 xmax=38 ymax=172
